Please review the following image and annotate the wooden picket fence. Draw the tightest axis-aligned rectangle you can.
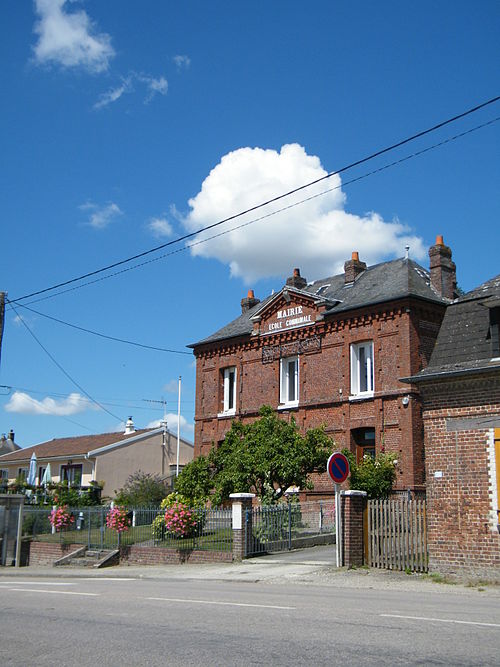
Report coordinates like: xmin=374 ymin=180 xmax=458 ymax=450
xmin=367 ymin=499 xmax=428 ymax=572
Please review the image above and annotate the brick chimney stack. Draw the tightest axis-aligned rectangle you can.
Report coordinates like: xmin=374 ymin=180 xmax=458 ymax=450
xmin=241 ymin=289 xmax=260 ymax=313
xmin=344 ymin=251 xmax=367 ymax=284
xmin=429 ymin=235 xmax=456 ymax=299
xmin=286 ymin=268 xmax=307 ymax=290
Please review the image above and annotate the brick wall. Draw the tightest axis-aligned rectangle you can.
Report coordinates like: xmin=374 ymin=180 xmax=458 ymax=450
xmin=27 ymin=541 xmax=83 ymax=566
xmin=194 ymin=299 xmax=444 ymax=492
xmin=421 ymin=373 xmax=500 ymax=578
xmin=119 ymin=546 xmax=233 ymax=565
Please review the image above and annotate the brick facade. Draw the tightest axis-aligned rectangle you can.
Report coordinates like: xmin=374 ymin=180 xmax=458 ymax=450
xmin=26 ymin=541 xmax=83 ymax=566
xmin=418 ymin=374 xmax=500 ymax=578
xmin=193 ymin=297 xmax=444 ymax=494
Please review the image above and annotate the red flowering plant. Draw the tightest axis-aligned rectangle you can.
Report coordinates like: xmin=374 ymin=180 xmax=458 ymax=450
xmin=164 ymin=501 xmax=198 ymax=539
xmin=48 ymin=505 xmax=74 ymax=532
xmin=106 ymin=506 xmax=131 ymax=533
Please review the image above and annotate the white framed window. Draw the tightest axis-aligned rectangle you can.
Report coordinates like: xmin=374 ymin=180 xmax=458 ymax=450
xmin=221 ymin=366 xmax=237 ymax=415
xmin=350 ymin=341 xmax=374 ymax=397
xmin=280 ymin=356 xmax=299 ymax=407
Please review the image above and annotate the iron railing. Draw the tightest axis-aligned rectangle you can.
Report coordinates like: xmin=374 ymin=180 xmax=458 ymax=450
xmin=22 ymin=505 xmax=233 ymax=552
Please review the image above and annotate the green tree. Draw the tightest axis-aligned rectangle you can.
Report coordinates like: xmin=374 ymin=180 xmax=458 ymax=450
xmin=173 ymin=456 xmax=213 ymax=506
xmin=114 ymin=471 xmax=171 ymax=507
xmin=342 ymin=449 xmax=397 ymax=499
xmin=175 ymin=405 xmax=333 ymax=505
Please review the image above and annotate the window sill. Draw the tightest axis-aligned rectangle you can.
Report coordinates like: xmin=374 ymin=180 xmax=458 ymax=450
xmin=278 ymin=402 xmax=299 ymax=411
xmin=217 ymin=410 xmax=236 ymax=419
xmin=349 ymin=392 xmax=374 ymax=402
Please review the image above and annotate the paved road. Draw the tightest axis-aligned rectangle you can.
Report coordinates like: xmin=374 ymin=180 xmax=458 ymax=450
xmin=1 ymin=557 xmax=499 ymax=666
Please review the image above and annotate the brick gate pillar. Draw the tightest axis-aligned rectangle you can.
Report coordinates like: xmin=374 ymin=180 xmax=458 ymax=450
xmin=342 ymin=490 xmax=367 ymax=567
xmin=230 ymin=493 xmax=255 ymax=561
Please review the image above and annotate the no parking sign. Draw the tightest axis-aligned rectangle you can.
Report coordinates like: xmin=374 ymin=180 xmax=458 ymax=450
xmin=327 ymin=452 xmax=350 ymax=484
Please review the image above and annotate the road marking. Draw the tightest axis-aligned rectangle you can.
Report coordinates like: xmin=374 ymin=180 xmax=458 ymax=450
xmin=4 ymin=588 xmax=99 ymax=596
xmin=81 ymin=577 xmax=137 ymax=581
xmin=381 ymin=614 xmax=500 ymax=628
xmin=0 ymin=581 xmax=74 ymax=586
xmin=147 ymin=597 xmax=295 ymax=610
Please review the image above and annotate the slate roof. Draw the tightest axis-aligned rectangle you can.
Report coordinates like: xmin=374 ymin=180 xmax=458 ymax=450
xmin=190 ymin=257 xmax=447 ymax=347
xmin=405 ymin=273 xmax=500 ymax=382
xmin=0 ymin=429 xmax=157 ymax=463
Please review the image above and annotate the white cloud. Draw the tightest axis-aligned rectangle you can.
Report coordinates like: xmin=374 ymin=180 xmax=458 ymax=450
xmin=94 ymin=73 xmax=167 ymax=109
xmin=173 ymin=55 xmax=191 ymax=70
xmin=5 ymin=391 xmax=96 ymax=416
xmin=147 ymin=413 xmax=194 ymax=435
xmin=148 ymin=217 xmax=173 ymax=238
xmin=163 ymin=379 xmax=180 ymax=393
xmin=32 ymin=0 xmax=115 ymax=73
xmin=80 ymin=201 xmax=123 ymax=229
xmin=182 ymin=143 xmax=426 ymax=284
xmin=93 ymin=77 xmax=133 ymax=110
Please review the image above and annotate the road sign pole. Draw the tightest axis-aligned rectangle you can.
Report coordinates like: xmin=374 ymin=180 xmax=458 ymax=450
xmin=335 ymin=483 xmax=342 ymax=567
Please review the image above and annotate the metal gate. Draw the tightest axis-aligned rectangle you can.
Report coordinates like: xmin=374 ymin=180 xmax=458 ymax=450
xmin=245 ymin=500 xmax=335 ymax=556
xmin=367 ymin=498 xmax=428 ymax=572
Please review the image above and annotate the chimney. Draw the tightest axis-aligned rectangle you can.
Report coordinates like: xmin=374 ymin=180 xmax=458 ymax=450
xmin=124 ymin=416 xmax=135 ymax=434
xmin=344 ymin=251 xmax=367 ymax=284
xmin=8 ymin=429 xmax=14 ymax=443
xmin=241 ymin=289 xmax=260 ymax=314
xmin=429 ymin=235 xmax=456 ymax=299
xmin=286 ymin=268 xmax=307 ymax=290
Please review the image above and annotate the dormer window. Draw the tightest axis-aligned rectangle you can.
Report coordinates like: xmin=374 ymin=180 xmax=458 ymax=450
xmin=490 ymin=306 xmax=500 ymax=359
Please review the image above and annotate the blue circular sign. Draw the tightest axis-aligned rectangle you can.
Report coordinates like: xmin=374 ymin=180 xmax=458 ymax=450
xmin=327 ymin=452 xmax=350 ymax=484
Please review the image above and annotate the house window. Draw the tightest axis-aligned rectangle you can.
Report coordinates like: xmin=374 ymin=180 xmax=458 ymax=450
xmin=352 ymin=427 xmax=376 ymax=463
xmin=280 ymin=356 xmax=299 ymax=407
xmin=221 ymin=367 xmax=237 ymax=415
xmin=60 ymin=464 xmax=83 ymax=485
xmin=17 ymin=468 xmax=28 ymax=481
xmin=0 ymin=469 xmax=8 ymax=486
xmin=350 ymin=341 xmax=374 ymax=397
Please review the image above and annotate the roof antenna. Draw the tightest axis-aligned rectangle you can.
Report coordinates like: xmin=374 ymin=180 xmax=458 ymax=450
xmin=405 ymin=245 xmax=410 ymax=260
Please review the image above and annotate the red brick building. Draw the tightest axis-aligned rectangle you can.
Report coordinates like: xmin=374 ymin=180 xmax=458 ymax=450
xmin=190 ymin=237 xmax=457 ymax=496
xmin=405 ymin=274 xmax=500 ymax=577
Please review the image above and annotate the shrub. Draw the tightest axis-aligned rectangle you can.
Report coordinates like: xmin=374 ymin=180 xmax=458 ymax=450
xmin=114 ymin=471 xmax=171 ymax=507
xmin=343 ymin=449 xmax=397 ymax=499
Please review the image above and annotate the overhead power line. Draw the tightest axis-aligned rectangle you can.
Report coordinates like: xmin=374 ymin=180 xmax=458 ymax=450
xmin=9 ymin=94 xmax=500 ymax=305
xmin=12 ymin=113 xmax=500 ymax=309
xmin=7 ymin=301 xmax=123 ymax=422
xmin=10 ymin=301 xmax=191 ymax=355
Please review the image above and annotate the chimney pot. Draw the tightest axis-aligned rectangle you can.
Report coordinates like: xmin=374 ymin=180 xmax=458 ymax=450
xmin=241 ymin=289 xmax=260 ymax=313
xmin=8 ymin=429 xmax=14 ymax=442
xmin=429 ymin=236 xmax=456 ymax=299
xmin=344 ymin=252 xmax=366 ymax=284
xmin=286 ymin=268 xmax=307 ymax=290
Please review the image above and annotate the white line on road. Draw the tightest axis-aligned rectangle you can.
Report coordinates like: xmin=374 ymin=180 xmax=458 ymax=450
xmin=0 ymin=581 xmax=74 ymax=586
xmin=381 ymin=614 xmax=500 ymax=628
xmin=81 ymin=577 xmax=137 ymax=581
xmin=147 ymin=597 xmax=295 ymax=610
xmin=3 ymin=588 xmax=100 ymax=596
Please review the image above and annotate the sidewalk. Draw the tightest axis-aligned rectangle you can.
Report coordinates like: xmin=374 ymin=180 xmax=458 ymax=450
xmin=1 ymin=545 xmax=499 ymax=595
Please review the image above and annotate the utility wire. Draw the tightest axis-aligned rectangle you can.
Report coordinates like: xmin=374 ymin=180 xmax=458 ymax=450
xmin=12 ymin=113 xmax=500 ymax=308
xmin=10 ymin=94 xmax=500 ymax=305
xmin=9 ymin=301 xmax=191 ymax=355
xmin=7 ymin=301 xmax=123 ymax=422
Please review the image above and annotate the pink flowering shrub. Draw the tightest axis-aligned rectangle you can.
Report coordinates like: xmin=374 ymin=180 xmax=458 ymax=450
xmin=48 ymin=505 xmax=74 ymax=532
xmin=106 ymin=506 xmax=131 ymax=533
xmin=164 ymin=501 xmax=198 ymax=538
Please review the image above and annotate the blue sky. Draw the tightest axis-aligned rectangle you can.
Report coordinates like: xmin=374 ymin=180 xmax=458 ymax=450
xmin=1 ymin=0 xmax=499 ymax=448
